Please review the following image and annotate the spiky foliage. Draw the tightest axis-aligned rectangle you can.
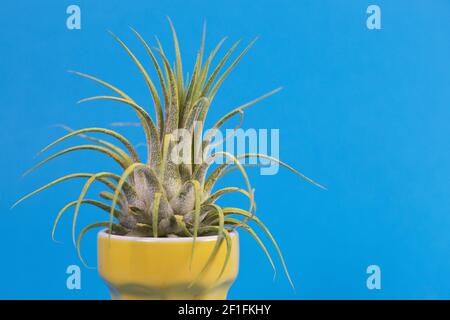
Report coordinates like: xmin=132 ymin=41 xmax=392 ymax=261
xmin=14 ymin=19 xmax=324 ymax=287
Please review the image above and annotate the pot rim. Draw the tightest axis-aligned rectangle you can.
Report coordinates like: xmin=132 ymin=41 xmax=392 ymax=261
xmin=98 ymin=228 xmax=238 ymax=243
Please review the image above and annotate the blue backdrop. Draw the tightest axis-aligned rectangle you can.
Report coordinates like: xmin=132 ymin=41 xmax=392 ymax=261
xmin=1 ymin=0 xmax=450 ymax=299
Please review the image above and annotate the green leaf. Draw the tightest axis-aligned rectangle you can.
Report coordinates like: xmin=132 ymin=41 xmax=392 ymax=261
xmin=23 ymin=145 xmax=128 ymax=177
xmin=71 ymin=172 xmax=128 ymax=245
xmin=198 ymin=37 xmax=227 ymax=93
xmin=203 ymin=88 xmax=282 ymax=148
xmin=200 ymin=109 xmax=244 ymax=162
xmin=240 ymin=153 xmax=326 ymax=189
xmin=182 ymin=97 xmax=209 ymax=130
xmin=222 ymin=207 xmax=295 ymax=289
xmin=78 ymin=96 xmax=161 ymax=167
xmin=135 ymin=223 xmax=152 ymax=234
xmin=130 ymin=27 xmax=169 ymax=132
xmin=183 ymin=51 xmax=202 ymax=120
xmin=189 ymin=205 xmax=229 ymax=287
xmin=12 ymin=173 xmax=92 ymax=208
xmin=174 ymin=215 xmax=192 ymax=237
xmin=109 ymin=163 xmax=163 ymax=235
xmin=194 ymin=151 xmax=255 ymax=214
xmin=205 ymin=152 xmax=325 ymax=195
xmin=69 ymin=70 xmax=154 ymax=162
xmin=201 ymin=40 xmax=241 ymax=97
xmin=204 ymin=187 xmax=253 ymax=207
xmin=206 ymin=204 xmax=229 ymax=280
xmin=77 ymin=222 xmax=127 ymax=268
xmin=109 ymin=31 xmax=164 ymax=136
xmin=208 ymin=38 xmax=258 ymax=100
xmin=152 ymin=192 xmax=162 ymax=237
xmin=53 ymin=199 xmax=122 ymax=243
xmin=42 ymin=126 xmax=139 ymax=163
xmin=190 ymin=180 xmax=202 ymax=266
xmin=225 ymin=217 xmax=276 ymax=279
xmin=68 ymin=71 xmax=133 ymax=100
xmin=160 ymin=133 xmax=172 ymax=176
xmin=99 ymin=191 xmax=114 ymax=202
xmin=155 ymin=48 xmax=179 ymax=134
xmin=167 ymin=17 xmax=184 ymax=105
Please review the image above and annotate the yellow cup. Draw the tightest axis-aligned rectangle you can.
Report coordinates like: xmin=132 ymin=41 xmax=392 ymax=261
xmin=97 ymin=230 xmax=239 ymax=300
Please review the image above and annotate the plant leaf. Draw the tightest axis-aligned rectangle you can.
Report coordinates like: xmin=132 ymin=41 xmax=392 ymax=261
xmin=155 ymin=48 xmax=179 ymax=135
xmin=225 ymin=217 xmax=276 ymax=279
xmin=201 ymin=40 xmax=241 ymax=97
xmin=109 ymin=31 xmax=164 ymax=136
xmin=222 ymin=207 xmax=294 ymax=289
xmin=205 ymin=152 xmax=325 ymax=195
xmin=167 ymin=17 xmax=184 ymax=106
xmin=152 ymin=192 xmax=162 ymax=237
xmin=53 ymin=199 xmax=122 ymax=243
xmin=71 ymin=172 xmax=128 ymax=245
xmin=109 ymin=163 xmax=163 ymax=235
xmin=42 ymin=126 xmax=139 ymax=163
xmin=12 ymin=173 xmax=92 ymax=208
xmin=78 ymin=96 xmax=161 ymax=167
xmin=174 ymin=214 xmax=192 ymax=237
xmin=190 ymin=180 xmax=202 ymax=266
xmin=195 ymin=151 xmax=255 ymax=214
xmin=204 ymin=187 xmax=252 ymax=206
xmin=203 ymin=88 xmax=281 ymax=150
xmin=23 ymin=145 xmax=128 ymax=177
xmin=130 ymin=27 xmax=169 ymax=132
xmin=77 ymin=222 xmax=127 ymax=268
xmin=208 ymin=38 xmax=258 ymax=101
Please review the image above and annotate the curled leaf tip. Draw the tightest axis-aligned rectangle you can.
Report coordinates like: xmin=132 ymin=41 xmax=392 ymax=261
xmin=201 ymin=19 xmax=207 ymax=35
xmin=77 ymin=97 xmax=91 ymax=104
xmin=274 ymin=86 xmax=283 ymax=92
xmin=21 ymin=169 xmax=31 ymax=178
xmin=315 ymin=182 xmax=327 ymax=190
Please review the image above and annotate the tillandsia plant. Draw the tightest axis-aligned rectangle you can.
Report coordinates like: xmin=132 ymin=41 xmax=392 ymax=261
xmin=14 ymin=19 xmax=324 ymax=287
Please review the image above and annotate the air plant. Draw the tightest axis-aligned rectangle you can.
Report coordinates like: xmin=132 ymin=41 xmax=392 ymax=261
xmin=13 ymin=19 xmax=324 ymax=287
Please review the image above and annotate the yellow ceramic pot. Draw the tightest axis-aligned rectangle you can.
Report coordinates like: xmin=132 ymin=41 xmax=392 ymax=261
xmin=97 ymin=230 xmax=239 ymax=300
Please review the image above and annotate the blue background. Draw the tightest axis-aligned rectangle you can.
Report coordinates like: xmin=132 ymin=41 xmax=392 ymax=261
xmin=1 ymin=0 xmax=450 ymax=299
